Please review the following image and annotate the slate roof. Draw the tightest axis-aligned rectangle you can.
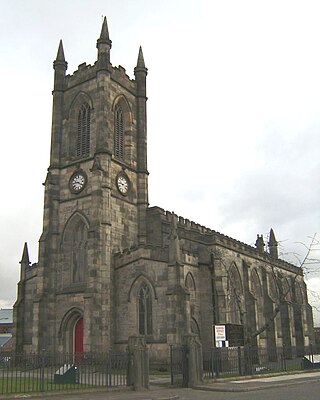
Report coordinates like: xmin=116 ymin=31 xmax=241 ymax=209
xmin=0 ymin=334 xmax=11 ymax=347
xmin=0 ymin=309 xmax=13 ymax=324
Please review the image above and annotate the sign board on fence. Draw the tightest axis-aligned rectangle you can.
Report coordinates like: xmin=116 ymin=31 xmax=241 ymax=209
xmin=213 ymin=325 xmax=226 ymax=347
xmin=225 ymin=324 xmax=244 ymax=347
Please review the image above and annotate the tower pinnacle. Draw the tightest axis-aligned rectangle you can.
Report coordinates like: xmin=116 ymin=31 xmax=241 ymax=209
xmin=97 ymin=16 xmax=112 ymax=66
xmin=19 ymin=242 xmax=30 ymax=281
xmin=136 ymin=46 xmax=146 ymax=69
xmin=56 ymin=40 xmax=66 ymax=62
xmin=268 ymin=228 xmax=278 ymax=259
xmin=53 ymin=40 xmax=67 ymax=91
xmin=134 ymin=46 xmax=147 ymax=98
xmin=99 ymin=16 xmax=110 ymax=41
xmin=20 ymin=242 xmax=30 ymax=267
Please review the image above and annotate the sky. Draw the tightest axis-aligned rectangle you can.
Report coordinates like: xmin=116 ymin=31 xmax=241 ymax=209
xmin=0 ymin=0 xmax=320 ymax=322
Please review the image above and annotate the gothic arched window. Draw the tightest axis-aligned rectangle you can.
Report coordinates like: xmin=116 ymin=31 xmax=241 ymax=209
xmin=185 ymin=272 xmax=196 ymax=316
xmin=282 ymin=278 xmax=292 ymax=302
xmin=71 ymin=220 xmax=88 ymax=283
xmin=77 ymin=103 xmax=91 ymax=157
xmin=251 ymin=269 xmax=262 ymax=298
xmin=251 ymin=269 xmax=264 ymax=330
xmin=295 ymin=282 xmax=304 ymax=305
xmin=228 ymin=264 xmax=243 ymax=325
xmin=114 ymin=106 xmax=124 ymax=160
xmin=138 ymin=284 xmax=152 ymax=335
xmin=268 ymin=272 xmax=279 ymax=301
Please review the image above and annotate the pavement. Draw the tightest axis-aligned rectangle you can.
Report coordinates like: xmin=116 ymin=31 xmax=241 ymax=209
xmin=194 ymin=370 xmax=320 ymax=392
xmin=1 ymin=370 xmax=320 ymax=400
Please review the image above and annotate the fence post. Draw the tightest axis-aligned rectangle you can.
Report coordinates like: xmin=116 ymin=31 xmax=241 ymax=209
xmin=170 ymin=345 xmax=174 ymax=385
xmin=215 ymin=348 xmax=220 ymax=379
xmin=310 ymin=343 xmax=314 ymax=366
xmin=127 ymin=336 xmax=149 ymax=390
xmin=107 ymin=354 xmax=112 ymax=387
xmin=282 ymin=345 xmax=287 ymax=372
xmin=210 ymin=348 xmax=214 ymax=378
xmin=183 ymin=334 xmax=203 ymax=387
xmin=40 ymin=350 xmax=45 ymax=392
xmin=237 ymin=347 xmax=242 ymax=375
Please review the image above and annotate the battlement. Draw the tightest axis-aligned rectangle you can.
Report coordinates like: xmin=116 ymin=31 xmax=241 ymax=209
xmin=111 ymin=65 xmax=136 ymax=92
xmin=65 ymin=60 xmax=136 ymax=93
xmin=147 ymin=206 xmax=303 ymax=275
xmin=113 ymin=244 xmax=168 ymax=268
xmin=25 ymin=263 xmax=38 ymax=281
xmin=66 ymin=62 xmax=96 ymax=88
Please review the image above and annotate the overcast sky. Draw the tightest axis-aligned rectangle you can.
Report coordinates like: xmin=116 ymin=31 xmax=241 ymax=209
xmin=1 ymin=0 xmax=320 ymax=323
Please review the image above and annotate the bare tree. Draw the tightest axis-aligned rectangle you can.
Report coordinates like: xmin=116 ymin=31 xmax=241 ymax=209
xmin=220 ymin=233 xmax=319 ymax=346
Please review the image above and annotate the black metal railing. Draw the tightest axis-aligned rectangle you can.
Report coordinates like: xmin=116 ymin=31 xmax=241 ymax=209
xmin=0 ymin=351 xmax=129 ymax=395
xmin=169 ymin=345 xmax=188 ymax=387
xmin=203 ymin=345 xmax=320 ymax=379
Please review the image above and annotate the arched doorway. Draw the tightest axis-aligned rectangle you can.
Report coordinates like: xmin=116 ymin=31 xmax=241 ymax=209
xmin=74 ymin=317 xmax=84 ymax=353
xmin=59 ymin=309 xmax=84 ymax=354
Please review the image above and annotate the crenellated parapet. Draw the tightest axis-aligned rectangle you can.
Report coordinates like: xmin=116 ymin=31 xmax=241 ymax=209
xmin=25 ymin=263 xmax=38 ymax=280
xmin=64 ymin=62 xmax=136 ymax=94
xmin=113 ymin=244 xmax=168 ymax=268
xmin=146 ymin=206 xmax=303 ymax=276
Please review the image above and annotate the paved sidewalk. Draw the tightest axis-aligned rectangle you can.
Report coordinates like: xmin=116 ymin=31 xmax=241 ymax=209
xmin=195 ymin=370 xmax=320 ymax=392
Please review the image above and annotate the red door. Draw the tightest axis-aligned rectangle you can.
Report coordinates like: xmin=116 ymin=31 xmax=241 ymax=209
xmin=74 ymin=317 xmax=84 ymax=354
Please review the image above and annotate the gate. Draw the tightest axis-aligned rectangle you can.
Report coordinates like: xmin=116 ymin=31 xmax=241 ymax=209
xmin=169 ymin=345 xmax=188 ymax=387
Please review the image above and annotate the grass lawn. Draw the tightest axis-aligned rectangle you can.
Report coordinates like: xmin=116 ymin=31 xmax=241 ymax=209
xmin=0 ymin=377 xmax=97 ymax=394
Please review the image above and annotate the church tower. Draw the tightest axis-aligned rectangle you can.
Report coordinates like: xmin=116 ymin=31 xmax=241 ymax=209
xmin=15 ymin=17 xmax=148 ymax=353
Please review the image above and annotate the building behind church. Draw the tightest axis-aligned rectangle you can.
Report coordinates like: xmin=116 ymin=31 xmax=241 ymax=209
xmin=13 ymin=18 xmax=314 ymax=361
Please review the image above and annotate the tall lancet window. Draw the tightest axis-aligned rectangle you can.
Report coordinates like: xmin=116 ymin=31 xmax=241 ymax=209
xmin=71 ymin=221 xmax=88 ymax=283
xmin=138 ymin=284 xmax=152 ymax=335
xmin=115 ymin=106 xmax=124 ymax=160
xmin=77 ymin=103 xmax=91 ymax=157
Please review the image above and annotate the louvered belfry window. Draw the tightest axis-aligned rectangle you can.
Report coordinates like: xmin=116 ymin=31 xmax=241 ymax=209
xmin=115 ymin=106 xmax=124 ymax=160
xmin=77 ymin=103 xmax=91 ymax=157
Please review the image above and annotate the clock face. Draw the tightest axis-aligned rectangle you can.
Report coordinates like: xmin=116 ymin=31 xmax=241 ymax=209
xmin=117 ymin=175 xmax=129 ymax=195
xmin=70 ymin=172 xmax=86 ymax=193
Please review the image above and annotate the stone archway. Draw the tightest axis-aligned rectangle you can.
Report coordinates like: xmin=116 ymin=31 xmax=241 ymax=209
xmin=59 ymin=309 xmax=84 ymax=354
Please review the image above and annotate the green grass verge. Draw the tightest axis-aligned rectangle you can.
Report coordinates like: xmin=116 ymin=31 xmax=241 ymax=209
xmin=0 ymin=377 xmax=100 ymax=394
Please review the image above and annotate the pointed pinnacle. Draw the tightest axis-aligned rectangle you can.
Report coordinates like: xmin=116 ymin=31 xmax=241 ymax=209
xmin=20 ymin=242 xmax=30 ymax=266
xmin=136 ymin=46 xmax=146 ymax=68
xmin=269 ymin=228 xmax=277 ymax=244
xmin=56 ymin=40 xmax=65 ymax=62
xmin=100 ymin=16 xmax=110 ymax=40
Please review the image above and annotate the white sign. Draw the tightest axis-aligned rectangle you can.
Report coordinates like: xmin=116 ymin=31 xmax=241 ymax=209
xmin=214 ymin=325 xmax=226 ymax=342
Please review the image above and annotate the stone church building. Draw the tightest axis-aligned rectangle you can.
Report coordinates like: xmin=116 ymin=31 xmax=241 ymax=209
xmin=13 ymin=18 xmax=313 ymax=360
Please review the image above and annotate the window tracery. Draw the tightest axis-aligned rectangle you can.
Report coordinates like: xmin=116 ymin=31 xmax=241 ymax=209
xmin=138 ymin=283 xmax=152 ymax=335
xmin=71 ymin=221 xmax=87 ymax=283
xmin=228 ymin=264 xmax=242 ymax=324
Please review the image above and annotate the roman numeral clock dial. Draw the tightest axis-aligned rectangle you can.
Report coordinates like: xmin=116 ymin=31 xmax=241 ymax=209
xmin=69 ymin=171 xmax=87 ymax=194
xmin=117 ymin=174 xmax=130 ymax=195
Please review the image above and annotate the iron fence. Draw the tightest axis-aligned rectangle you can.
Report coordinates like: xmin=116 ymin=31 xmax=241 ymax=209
xmin=169 ymin=345 xmax=188 ymax=387
xmin=203 ymin=345 xmax=320 ymax=379
xmin=0 ymin=351 xmax=130 ymax=395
